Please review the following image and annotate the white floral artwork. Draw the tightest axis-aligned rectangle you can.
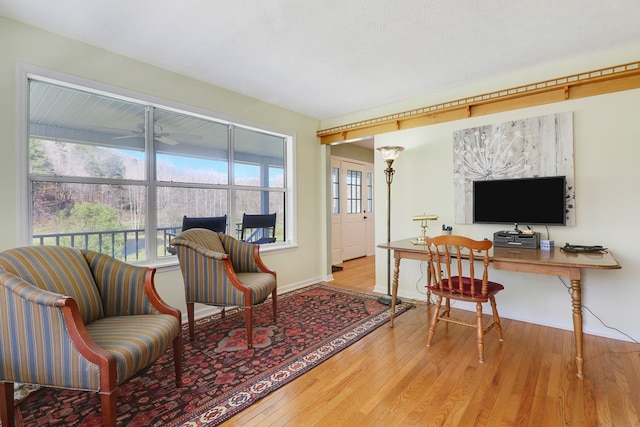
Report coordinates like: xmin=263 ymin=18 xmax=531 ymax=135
xmin=453 ymin=112 xmax=575 ymax=225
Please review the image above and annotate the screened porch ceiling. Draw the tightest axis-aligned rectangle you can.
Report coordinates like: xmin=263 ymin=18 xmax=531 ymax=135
xmin=29 ymin=81 xmax=285 ymax=161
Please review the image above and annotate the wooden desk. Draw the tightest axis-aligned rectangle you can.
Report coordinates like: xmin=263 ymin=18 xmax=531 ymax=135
xmin=377 ymin=238 xmax=621 ymax=378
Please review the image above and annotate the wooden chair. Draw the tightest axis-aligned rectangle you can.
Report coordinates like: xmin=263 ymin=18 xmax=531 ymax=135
xmin=425 ymin=235 xmax=504 ymax=363
xmin=171 ymin=229 xmax=277 ymax=347
xmin=0 ymin=246 xmax=183 ymax=427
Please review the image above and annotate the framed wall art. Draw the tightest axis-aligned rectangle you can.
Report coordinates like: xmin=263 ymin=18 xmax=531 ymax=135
xmin=453 ymin=112 xmax=575 ymax=225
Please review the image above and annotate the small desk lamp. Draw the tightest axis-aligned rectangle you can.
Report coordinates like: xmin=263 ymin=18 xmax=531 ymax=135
xmin=377 ymin=145 xmax=404 ymax=306
xmin=412 ymin=214 xmax=439 ymax=244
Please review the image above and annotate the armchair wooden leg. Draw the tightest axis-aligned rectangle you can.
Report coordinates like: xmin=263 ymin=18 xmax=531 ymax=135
xmin=173 ymin=336 xmax=183 ymax=387
xmin=187 ymin=302 xmax=195 ymax=340
xmin=476 ymin=302 xmax=485 ymax=363
xmin=245 ymin=306 xmax=253 ymax=349
xmin=0 ymin=382 xmax=14 ymax=427
xmin=272 ymin=288 xmax=278 ymax=320
xmin=99 ymin=390 xmax=117 ymax=427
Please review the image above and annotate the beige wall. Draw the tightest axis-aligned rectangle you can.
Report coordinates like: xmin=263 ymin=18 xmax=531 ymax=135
xmin=322 ymin=47 xmax=640 ymax=341
xmin=330 ymin=142 xmax=374 ymax=163
xmin=0 ymin=17 xmax=330 ymax=314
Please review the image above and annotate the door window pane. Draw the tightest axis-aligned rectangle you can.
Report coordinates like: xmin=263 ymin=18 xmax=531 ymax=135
xmin=367 ymin=171 xmax=373 ymax=213
xmin=332 ymin=167 xmax=340 ymax=214
xmin=346 ymin=169 xmax=362 ymax=214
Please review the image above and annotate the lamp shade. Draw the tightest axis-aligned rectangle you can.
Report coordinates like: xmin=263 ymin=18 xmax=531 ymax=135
xmin=377 ymin=146 xmax=405 ymax=161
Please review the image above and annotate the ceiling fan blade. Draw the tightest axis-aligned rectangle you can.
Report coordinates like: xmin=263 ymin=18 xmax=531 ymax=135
xmin=157 ymin=136 xmax=179 ymax=145
xmin=113 ymin=134 xmax=141 ymax=140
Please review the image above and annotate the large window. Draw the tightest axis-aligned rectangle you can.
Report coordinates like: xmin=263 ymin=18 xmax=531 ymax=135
xmin=26 ymin=77 xmax=291 ymax=262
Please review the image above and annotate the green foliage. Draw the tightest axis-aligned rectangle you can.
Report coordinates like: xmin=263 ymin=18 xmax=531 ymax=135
xmin=58 ymin=202 xmax=125 ymax=255
xmin=66 ymin=202 xmax=121 ymax=231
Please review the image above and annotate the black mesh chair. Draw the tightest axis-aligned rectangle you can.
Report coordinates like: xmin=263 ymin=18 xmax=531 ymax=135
xmin=168 ymin=215 xmax=227 ymax=254
xmin=182 ymin=215 xmax=227 ymax=233
xmin=240 ymin=213 xmax=277 ymax=244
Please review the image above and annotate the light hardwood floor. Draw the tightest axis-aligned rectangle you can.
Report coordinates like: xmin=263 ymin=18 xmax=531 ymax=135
xmin=224 ymin=255 xmax=640 ymax=426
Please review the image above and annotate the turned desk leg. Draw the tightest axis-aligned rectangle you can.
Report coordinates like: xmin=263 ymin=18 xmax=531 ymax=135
xmin=389 ymin=255 xmax=401 ymax=328
xmin=570 ymin=275 xmax=584 ymax=379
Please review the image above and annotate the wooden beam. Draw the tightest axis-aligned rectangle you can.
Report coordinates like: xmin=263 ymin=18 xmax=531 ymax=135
xmin=319 ymin=61 xmax=640 ymax=144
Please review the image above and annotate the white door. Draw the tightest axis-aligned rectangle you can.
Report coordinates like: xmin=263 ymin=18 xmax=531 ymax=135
xmin=340 ymin=160 xmax=374 ymax=261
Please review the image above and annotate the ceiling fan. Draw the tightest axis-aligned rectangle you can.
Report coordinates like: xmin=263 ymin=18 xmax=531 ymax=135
xmin=113 ymin=123 xmax=201 ymax=145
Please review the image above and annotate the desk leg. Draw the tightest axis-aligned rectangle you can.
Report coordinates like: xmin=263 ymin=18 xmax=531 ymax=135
xmin=570 ymin=276 xmax=584 ymax=379
xmin=389 ymin=255 xmax=401 ymax=328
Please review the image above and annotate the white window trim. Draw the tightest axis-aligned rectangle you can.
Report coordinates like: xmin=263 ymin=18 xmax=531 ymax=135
xmin=15 ymin=62 xmax=297 ymax=259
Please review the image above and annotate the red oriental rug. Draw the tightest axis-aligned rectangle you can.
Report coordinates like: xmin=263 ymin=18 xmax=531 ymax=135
xmin=14 ymin=283 xmax=409 ymax=426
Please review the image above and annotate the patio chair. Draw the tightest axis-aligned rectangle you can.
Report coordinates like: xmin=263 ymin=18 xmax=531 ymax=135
xmin=240 ymin=213 xmax=277 ymax=244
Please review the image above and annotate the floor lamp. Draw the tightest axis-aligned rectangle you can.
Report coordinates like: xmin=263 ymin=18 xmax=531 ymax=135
xmin=377 ymin=145 xmax=404 ymax=306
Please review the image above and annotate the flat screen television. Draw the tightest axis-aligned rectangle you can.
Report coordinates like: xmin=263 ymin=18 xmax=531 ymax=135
xmin=472 ymin=176 xmax=567 ymax=227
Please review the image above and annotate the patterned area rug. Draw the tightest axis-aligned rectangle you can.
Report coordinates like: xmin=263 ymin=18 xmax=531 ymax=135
xmin=14 ymin=283 xmax=409 ymax=426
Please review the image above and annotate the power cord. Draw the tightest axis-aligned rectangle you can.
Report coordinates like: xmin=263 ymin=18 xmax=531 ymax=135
xmin=527 ymin=224 xmax=550 ymax=241
xmin=414 ymin=260 xmax=437 ymax=305
xmin=557 ymin=276 xmax=639 ymax=344
xmin=414 ymin=260 xmax=426 ymax=296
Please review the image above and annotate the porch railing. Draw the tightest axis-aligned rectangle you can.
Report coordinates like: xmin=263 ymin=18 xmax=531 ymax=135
xmin=32 ymin=227 xmax=182 ymax=262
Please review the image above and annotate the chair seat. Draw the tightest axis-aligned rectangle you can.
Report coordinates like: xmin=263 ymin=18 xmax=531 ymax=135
xmin=428 ymin=277 xmax=504 ymax=298
xmin=236 ymin=272 xmax=277 ymax=303
xmin=86 ymin=314 xmax=181 ymax=384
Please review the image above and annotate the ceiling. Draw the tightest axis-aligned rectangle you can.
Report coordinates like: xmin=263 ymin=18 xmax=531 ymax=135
xmin=1 ymin=1 xmax=640 ymax=120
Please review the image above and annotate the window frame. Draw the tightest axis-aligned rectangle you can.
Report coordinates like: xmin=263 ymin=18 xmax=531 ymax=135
xmin=16 ymin=64 xmax=296 ymax=263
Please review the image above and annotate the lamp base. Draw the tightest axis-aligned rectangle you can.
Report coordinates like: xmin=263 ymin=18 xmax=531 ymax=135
xmin=377 ymin=294 xmax=402 ymax=306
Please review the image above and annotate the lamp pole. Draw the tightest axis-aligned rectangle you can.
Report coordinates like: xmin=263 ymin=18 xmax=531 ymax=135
xmin=376 ymin=146 xmax=404 ymax=306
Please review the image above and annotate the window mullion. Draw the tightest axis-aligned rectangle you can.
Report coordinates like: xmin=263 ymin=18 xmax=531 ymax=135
xmin=229 ymin=125 xmax=236 ymax=231
xmin=145 ymin=107 xmax=158 ymax=260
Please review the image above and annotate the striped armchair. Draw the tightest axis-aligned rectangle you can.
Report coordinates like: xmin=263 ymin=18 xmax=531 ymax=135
xmin=171 ymin=229 xmax=277 ymax=348
xmin=0 ymin=246 xmax=183 ymax=427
